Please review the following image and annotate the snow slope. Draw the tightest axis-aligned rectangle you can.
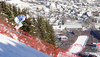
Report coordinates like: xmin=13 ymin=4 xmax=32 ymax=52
xmin=0 ymin=34 xmax=51 ymax=57
xmin=69 ymin=35 xmax=89 ymax=54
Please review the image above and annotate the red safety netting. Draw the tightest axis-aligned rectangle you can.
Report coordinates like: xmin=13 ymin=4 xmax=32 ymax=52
xmin=0 ymin=20 xmax=80 ymax=57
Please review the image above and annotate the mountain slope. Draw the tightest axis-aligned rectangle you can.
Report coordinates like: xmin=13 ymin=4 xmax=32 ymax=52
xmin=0 ymin=34 xmax=51 ymax=57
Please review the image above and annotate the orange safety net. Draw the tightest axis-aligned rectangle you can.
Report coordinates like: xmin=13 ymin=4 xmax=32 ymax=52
xmin=0 ymin=20 xmax=80 ymax=57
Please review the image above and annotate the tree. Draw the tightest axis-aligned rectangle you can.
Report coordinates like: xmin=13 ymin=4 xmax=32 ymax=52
xmin=20 ymin=9 xmax=27 ymax=15
xmin=21 ymin=17 xmax=39 ymax=37
xmin=45 ymin=20 xmax=56 ymax=45
xmin=1 ymin=1 xmax=6 ymax=12
xmin=37 ymin=16 xmax=46 ymax=40
xmin=17 ymin=7 xmax=21 ymax=15
xmin=21 ymin=16 xmax=56 ymax=45
xmin=12 ymin=5 xmax=17 ymax=17
xmin=37 ymin=16 xmax=56 ymax=45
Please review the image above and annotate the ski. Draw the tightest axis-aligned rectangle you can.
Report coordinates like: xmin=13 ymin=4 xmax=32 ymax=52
xmin=11 ymin=29 xmax=22 ymax=35
xmin=11 ymin=29 xmax=29 ymax=38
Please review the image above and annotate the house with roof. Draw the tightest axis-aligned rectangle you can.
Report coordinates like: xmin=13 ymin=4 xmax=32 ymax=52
xmin=65 ymin=23 xmax=82 ymax=30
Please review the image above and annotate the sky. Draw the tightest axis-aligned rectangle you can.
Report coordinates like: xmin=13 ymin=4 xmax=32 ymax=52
xmin=0 ymin=34 xmax=51 ymax=57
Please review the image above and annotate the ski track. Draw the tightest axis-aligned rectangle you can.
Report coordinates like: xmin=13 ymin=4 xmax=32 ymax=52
xmin=0 ymin=34 xmax=51 ymax=57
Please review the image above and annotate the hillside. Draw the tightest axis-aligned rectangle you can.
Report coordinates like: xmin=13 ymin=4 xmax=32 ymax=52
xmin=0 ymin=34 xmax=51 ymax=57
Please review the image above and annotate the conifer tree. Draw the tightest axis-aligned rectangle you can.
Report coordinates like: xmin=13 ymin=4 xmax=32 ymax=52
xmin=30 ymin=17 xmax=39 ymax=37
xmin=20 ymin=17 xmax=39 ymax=37
xmin=17 ymin=8 xmax=21 ymax=15
xmin=20 ymin=9 xmax=27 ymax=15
xmin=12 ymin=5 xmax=17 ymax=17
xmin=37 ymin=16 xmax=56 ymax=45
xmin=1 ymin=1 xmax=6 ymax=12
xmin=45 ymin=20 xmax=56 ymax=45
xmin=7 ymin=4 xmax=14 ymax=18
xmin=37 ymin=16 xmax=46 ymax=40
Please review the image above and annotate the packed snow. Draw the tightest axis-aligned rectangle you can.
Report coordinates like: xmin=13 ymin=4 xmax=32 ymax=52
xmin=69 ymin=35 xmax=89 ymax=54
xmin=0 ymin=34 xmax=51 ymax=57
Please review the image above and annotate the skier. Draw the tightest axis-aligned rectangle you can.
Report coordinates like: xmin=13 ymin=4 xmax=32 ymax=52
xmin=14 ymin=14 xmax=29 ymax=32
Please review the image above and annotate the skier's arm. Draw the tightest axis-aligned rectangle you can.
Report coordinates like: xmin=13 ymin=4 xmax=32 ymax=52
xmin=18 ymin=18 xmax=25 ymax=24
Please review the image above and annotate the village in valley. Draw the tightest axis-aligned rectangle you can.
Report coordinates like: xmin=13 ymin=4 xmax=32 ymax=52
xmin=1 ymin=0 xmax=100 ymax=57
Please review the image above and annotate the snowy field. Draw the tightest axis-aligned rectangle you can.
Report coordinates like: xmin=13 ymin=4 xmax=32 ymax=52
xmin=0 ymin=34 xmax=51 ymax=57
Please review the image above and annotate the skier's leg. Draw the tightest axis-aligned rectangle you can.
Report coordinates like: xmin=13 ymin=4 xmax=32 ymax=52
xmin=14 ymin=25 xmax=19 ymax=32
xmin=14 ymin=17 xmax=19 ymax=30
xmin=14 ymin=23 xmax=23 ymax=32
xmin=17 ymin=23 xmax=23 ymax=29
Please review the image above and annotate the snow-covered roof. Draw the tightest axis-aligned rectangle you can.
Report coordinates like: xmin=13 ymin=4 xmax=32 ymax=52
xmin=53 ymin=26 xmax=60 ymax=29
xmin=66 ymin=23 xmax=82 ymax=29
xmin=57 ymin=35 xmax=68 ymax=38
xmin=53 ymin=25 xmax=66 ymax=31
